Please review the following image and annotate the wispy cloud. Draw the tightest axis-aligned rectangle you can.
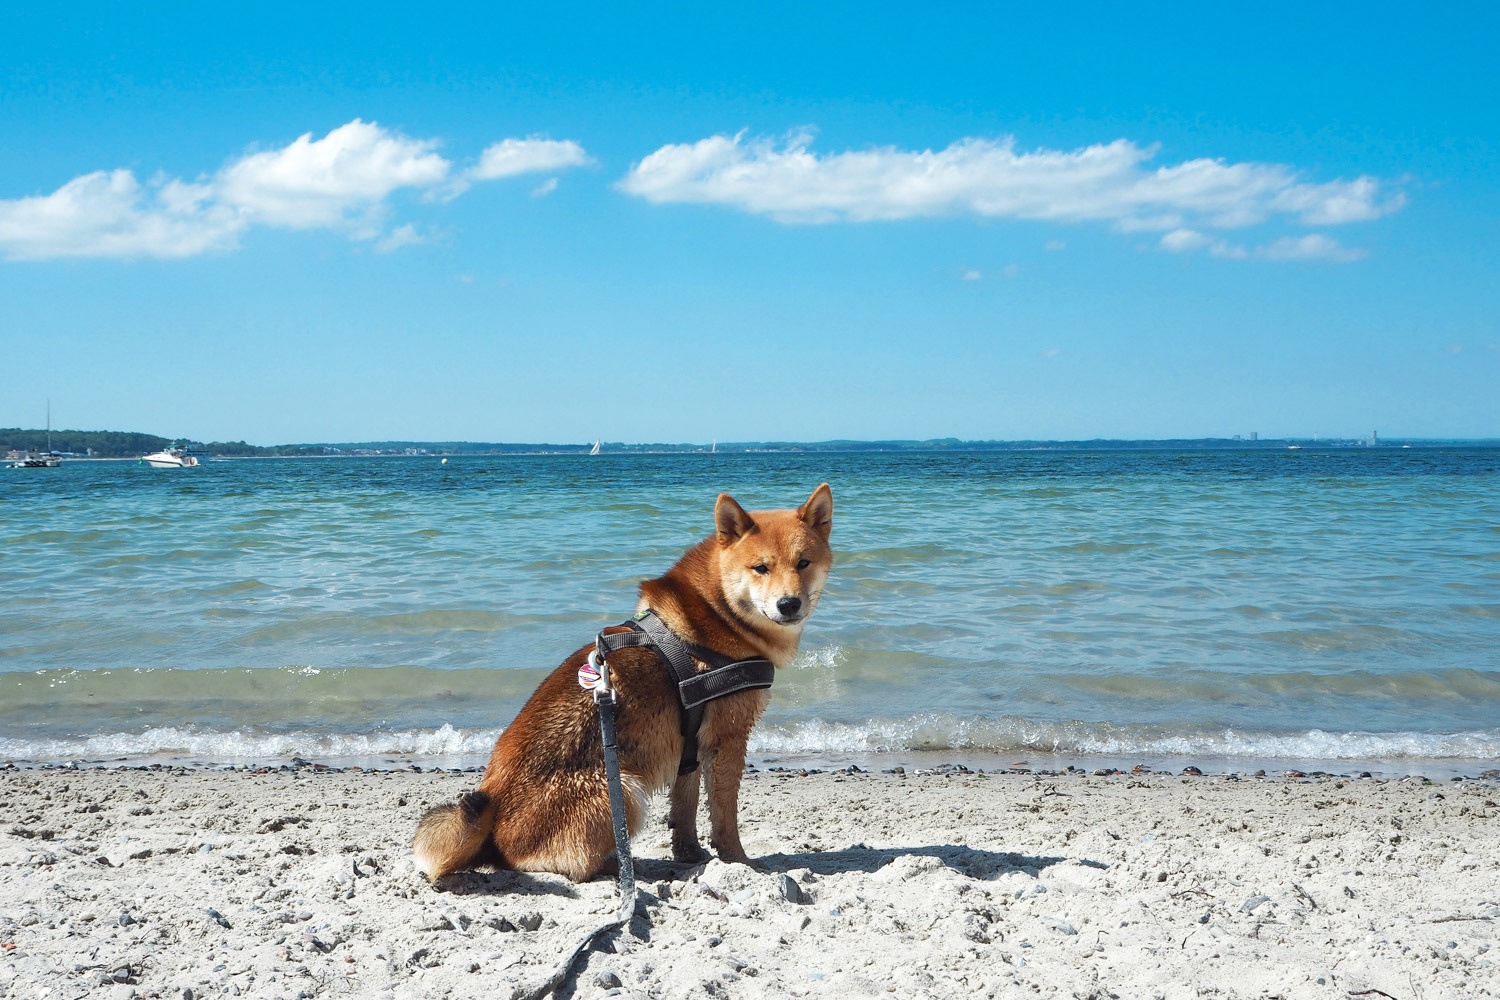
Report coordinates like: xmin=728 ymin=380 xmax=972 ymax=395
xmin=1159 ymin=228 xmax=1366 ymax=263
xmin=618 ymin=130 xmax=1402 ymax=260
xmin=469 ymin=138 xmax=592 ymax=181
xmin=1255 ymin=233 xmax=1367 ymax=262
xmin=1159 ymin=227 xmax=1249 ymax=259
xmin=0 ymin=120 xmax=591 ymax=261
xmin=374 ymin=223 xmax=437 ymax=253
xmin=1160 ymin=228 xmax=1215 ymax=254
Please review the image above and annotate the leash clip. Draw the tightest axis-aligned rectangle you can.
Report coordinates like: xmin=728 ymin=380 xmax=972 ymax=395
xmin=578 ymin=649 xmax=613 ymax=703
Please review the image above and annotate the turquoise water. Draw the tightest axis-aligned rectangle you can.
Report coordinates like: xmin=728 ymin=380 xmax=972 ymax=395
xmin=3 ymin=450 xmax=1498 ymax=772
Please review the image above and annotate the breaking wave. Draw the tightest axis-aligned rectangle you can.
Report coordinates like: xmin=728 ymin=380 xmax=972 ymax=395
xmin=748 ymin=715 xmax=1500 ymax=762
xmin=4 ymin=715 xmax=1496 ymax=771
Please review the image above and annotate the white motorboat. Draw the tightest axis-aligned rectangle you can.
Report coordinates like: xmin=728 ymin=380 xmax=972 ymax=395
xmin=141 ymin=448 xmax=200 ymax=468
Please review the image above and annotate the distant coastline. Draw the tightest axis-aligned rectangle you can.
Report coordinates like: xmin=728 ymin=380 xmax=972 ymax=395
xmin=4 ymin=427 xmax=1498 ymax=460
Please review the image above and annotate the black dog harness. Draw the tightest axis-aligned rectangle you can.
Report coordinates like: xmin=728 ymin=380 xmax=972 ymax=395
xmin=593 ymin=610 xmax=775 ymax=774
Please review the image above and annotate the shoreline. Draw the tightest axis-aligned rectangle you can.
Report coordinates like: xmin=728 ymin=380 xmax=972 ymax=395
xmin=6 ymin=747 xmax=1499 ymax=782
xmin=3 ymin=765 xmax=1496 ymax=998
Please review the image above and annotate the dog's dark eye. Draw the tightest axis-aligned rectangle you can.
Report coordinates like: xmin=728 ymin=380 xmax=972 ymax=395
xmin=752 ymin=563 xmax=770 ymax=575
xmin=796 ymin=559 xmax=810 ymax=570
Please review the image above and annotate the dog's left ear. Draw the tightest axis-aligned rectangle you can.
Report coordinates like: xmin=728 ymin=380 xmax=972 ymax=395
xmin=798 ymin=483 xmax=833 ymax=540
xmin=716 ymin=493 xmax=756 ymax=545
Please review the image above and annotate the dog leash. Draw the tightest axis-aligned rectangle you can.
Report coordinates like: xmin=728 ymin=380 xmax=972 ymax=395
xmin=581 ymin=648 xmax=639 ymax=906
xmin=517 ymin=651 xmax=640 ymax=1000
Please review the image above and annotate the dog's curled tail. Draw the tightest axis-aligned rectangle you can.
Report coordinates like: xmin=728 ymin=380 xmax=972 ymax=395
xmin=412 ymin=789 xmax=498 ymax=880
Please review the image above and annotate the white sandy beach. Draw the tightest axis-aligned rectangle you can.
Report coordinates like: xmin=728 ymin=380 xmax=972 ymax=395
xmin=2 ymin=763 xmax=1496 ymax=999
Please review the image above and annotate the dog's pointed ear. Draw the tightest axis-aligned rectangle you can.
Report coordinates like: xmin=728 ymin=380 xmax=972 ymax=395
xmin=798 ymin=483 xmax=833 ymax=540
xmin=715 ymin=492 xmax=756 ymax=545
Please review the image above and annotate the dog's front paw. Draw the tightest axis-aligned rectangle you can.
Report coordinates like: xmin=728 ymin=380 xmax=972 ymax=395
xmin=711 ymin=845 xmax=762 ymax=870
xmin=672 ymin=841 xmax=712 ymax=864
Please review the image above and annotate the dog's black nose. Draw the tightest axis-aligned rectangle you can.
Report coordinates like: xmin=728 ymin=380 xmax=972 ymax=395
xmin=776 ymin=596 xmax=803 ymax=617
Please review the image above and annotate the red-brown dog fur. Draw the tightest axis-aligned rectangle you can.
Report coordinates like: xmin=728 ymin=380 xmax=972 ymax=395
xmin=413 ymin=484 xmax=833 ymax=882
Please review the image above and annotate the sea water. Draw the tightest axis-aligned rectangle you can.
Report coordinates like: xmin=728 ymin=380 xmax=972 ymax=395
xmin=3 ymin=449 xmax=1498 ymax=775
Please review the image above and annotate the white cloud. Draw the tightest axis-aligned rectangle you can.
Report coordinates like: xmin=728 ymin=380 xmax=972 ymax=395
xmin=1211 ymin=241 xmax=1249 ymax=261
xmin=0 ymin=169 xmax=243 ymax=260
xmin=1255 ymin=233 xmax=1366 ymax=262
xmin=1160 ymin=228 xmax=1212 ymax=253
xmin=216 ymin=120 xmax=449 ymax=229
xmin=0 ymin=120 xmax=592 ymax=261
xmin=374 ymin=223 xmax=434 ymax=253
xmin=531 ymin=178 xmax=560 ymax=198
xmin=469 ymin=138 xmax=592 ymax=181
xmin=619 ymin=131 xmax=1402 ymax=258
xmin=1271 ymin=176 xmax=1403 ymax=224
xmin=1160 ymin=228 xmax=1363 ymax=263
xmin=962 ymin=269 xmax=982 ymax=281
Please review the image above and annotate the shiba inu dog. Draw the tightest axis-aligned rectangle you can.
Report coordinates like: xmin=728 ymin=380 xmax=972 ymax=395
xmin=413 ymin=483 xmax=833 ymax=883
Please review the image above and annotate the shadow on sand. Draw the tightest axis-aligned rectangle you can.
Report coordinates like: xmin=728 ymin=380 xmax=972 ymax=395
xmin=434 ymin=868 xmax=583 ymax=898
xmin=434 ymin=842 xmax=1102 ymax=896
xmin=756 ymin=844 xmax=1102 ymax=879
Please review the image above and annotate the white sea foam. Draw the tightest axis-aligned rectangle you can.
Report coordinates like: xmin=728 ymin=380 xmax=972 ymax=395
xmin=4 ymin=716 xmax=1496 ymax=769
xmin=0 ymin=723 xmax=501 ymax=764
xmin=745 ymin=715 xmax=1500 ymax=762
xmin=792 ymin=644 xmax=846 ymax=671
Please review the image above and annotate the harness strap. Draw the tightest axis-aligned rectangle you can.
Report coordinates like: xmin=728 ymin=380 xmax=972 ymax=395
xmin=594 ymin=610 xmax=775 ymax=774
xmin=678 ymin=657 xmax=776 ymax=710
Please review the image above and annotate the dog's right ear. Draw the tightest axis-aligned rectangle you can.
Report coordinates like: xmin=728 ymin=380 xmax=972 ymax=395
xmin=715 ymin=493 xmax=756 ymax=545
xmin=798 ymin=483 xmax=833 ymax=540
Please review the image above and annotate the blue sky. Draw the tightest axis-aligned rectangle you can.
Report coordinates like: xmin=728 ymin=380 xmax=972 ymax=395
xmin=2 ymin=3 xmax=1496 ymax=444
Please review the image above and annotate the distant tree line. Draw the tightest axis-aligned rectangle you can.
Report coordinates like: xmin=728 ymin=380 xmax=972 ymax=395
xmin=5 ymin=428 xmax=1492 ymax=459
xmin=0 ymin=429 xmax=293 ymax=458
xmin=1 ymin=428 xmax=173 ymax=457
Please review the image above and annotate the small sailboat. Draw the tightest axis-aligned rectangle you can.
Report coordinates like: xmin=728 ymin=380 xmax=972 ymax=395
xmin=7 ymin=401 xmax=62 ymax=468
xmin=6 ymin=451 xmax=60 ymax=468
xmin=589 ymin=439 xmax=601 ymax=456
